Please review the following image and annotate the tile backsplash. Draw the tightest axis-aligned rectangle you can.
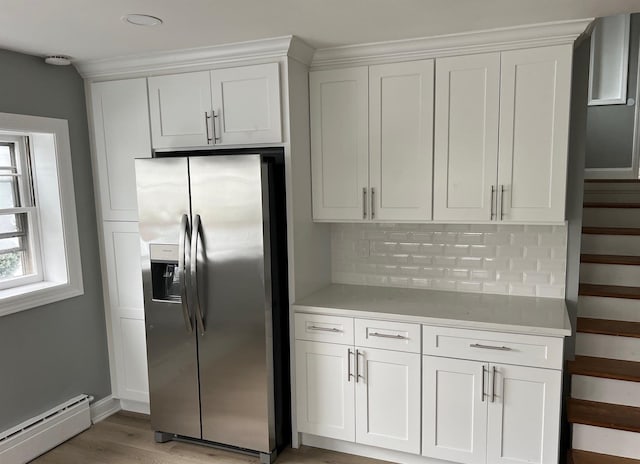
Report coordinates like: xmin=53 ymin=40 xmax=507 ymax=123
xmin=331 ymin=223 xmax=567 ymax=298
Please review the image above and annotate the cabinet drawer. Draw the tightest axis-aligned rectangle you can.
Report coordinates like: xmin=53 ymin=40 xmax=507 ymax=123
xmin=295 ymin=313 xmax=354 ymax=345
xmin=422 ymin=326 xmax=563 ymax=369
xmin=355 ymin=319 xmax=420 ymax=353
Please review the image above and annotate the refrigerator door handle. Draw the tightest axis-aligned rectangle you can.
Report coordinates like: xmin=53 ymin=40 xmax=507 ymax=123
xmin=191 ymin=214 xmax=206 ymax=335
xmin=179 ymin=214 xmax=193 ymax=334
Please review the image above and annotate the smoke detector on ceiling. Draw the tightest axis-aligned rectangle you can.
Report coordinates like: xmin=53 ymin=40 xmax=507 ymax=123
xmin=44 ymin=55 xmax=72 ymax=66
xmin=123 ymin=14 xmax=163 ymax=27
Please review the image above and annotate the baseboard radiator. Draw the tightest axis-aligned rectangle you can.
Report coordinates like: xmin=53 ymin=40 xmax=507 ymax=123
xmin=0 ymin=394 xmax=91 ymax=464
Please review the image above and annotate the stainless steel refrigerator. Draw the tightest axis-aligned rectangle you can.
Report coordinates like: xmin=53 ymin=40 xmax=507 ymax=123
xmin=135 ymin=151 xmax=290 ymax=464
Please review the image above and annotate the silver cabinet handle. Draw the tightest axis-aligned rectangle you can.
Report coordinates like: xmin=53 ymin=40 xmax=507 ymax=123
xmin=492 ymin=365 xmax=497 ymax=403
xmin=348 ymin=349 xmax=354 ymax=382
xmin=369 ymin=332 xmax=407 ymax=340
xmin=481 ymin=365 xmax=486 ymax=402
xmin=204 ymin=112 xmax=212 ymax=144
xmin=371 ymin=187 xmax=375 ymax=219
xmin=191 ymin=214 xmax=206 ymax=335
xmin=356 ymin=349 xmax=365 ymax=382
xmin=362 ymin=187 xmax=367 ymax=219
xmin=308 ymin=325 xmax=341 ymax=333
xmin=212 ymin=110 xmax=221 ymax=143
xmin=490 ymin=185 xmax=495 ymax=220
xmin=178 ymin=214 xmax=193 ymax=334
xmin=470 ymin=343 xmax=512 ymax=351
xmin=500 ymin=184 xmax=505 ymax=220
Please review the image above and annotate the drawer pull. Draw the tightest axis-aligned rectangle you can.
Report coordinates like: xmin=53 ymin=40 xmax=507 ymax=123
xmin=369 ymin=332 xmax=407 ymax=340
xmin=470 ymin=343 xmax=512 ymax=351
xmin=308 ymin=325 xmax=342 ymax=333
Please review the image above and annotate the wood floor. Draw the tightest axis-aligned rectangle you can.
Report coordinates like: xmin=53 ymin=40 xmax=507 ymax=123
xmin=32 ymin=412 xmax=388 ymax=464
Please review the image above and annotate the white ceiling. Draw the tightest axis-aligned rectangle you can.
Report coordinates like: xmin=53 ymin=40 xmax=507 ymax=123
xmin=2 ymin=0 xmax=640 ymax=63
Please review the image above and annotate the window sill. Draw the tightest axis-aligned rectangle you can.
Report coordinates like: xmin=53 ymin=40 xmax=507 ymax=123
xmin=0 ymin=280 xmax=84 ymax=317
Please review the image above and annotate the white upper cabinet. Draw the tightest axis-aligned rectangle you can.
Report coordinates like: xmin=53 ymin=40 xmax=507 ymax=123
xmin=497 ymin=45 xmax=572 ymax=223
xmin=369 ymin=60 xmax=434 ymax=221
xmin=148 ymin=71 xmax=212 ymax=149
xmin=148 ymin=63 xmax=282 ymax=149
xmin=90 ymin=78 xmax=151 ymax=221
xmin=310 ymin=67 xmax=369 ymax=221
xmin=433 ymin=53 xmax=500 ymax=222
xmin=310 ymin=61 xmax=434 ymax=222
xmin=210 ymin=62 xmax=282 ymax=144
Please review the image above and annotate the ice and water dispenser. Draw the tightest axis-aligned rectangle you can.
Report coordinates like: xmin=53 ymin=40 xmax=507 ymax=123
xmin=149 ymin=244 xmax=182 ymax=302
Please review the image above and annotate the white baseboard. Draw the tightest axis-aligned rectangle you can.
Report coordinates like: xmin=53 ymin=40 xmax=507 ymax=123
xmin=90 ymin=395 xmax=121 ymax=424
xmin=301 ymin=433 xmax=448 ymax=464
xmin=120 ymin=399 xmax=150 ymax=415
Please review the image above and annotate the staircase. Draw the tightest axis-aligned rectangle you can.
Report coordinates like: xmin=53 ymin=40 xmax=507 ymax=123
xmin=568 ymin=180 xmax=640 ymax=463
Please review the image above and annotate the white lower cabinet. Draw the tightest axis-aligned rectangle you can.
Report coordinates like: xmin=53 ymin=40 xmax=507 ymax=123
xmin=355 ymin=348 xmax=421 ymax=454
xmin=295 ymin=314 xmax=421 ymax=454
xmin=295 ymin=340 xmax=355 ymax=441
xmin=423 ymin=356 xmax=562 ymax=464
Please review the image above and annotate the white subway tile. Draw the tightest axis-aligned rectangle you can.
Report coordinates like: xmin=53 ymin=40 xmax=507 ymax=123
xmin=422 ymin=267 xmax=446 ymax=278
xmin=363 ymin=229 xmax=387 ymax=240
xmin=496 ymin=270 xmax=524 ymax=282
xmin=456 ymin=281 xmax=483 ymax=292
xmin=469 ymin=224 xmax=498 ymax=233
xmin=483 ymin=282 xmax=509 ymax=294
xmin=482 ymin=257 xmax=510 ymax=270
xmin=457 ymin=257 xmax=483 ymax=269
xmin=356 ymin=263 xmax=378 ymax=274
xmin=524 ymin=246 xmax=552 ymax=259
xmin=445 ymin=244 xmax=471 ymax=256
xmin=399 ymin=242 xmax=421 ymax=253
xmin=413 ymin=232 xmax=434 ymax=242
xmin=524 ymin=225 xmax=554 ymax=234
xmin=509 ymin=283 xmax=537 ymax=296
xmin=536 ymin=285 xmax=565 ymax=298
xmin=484 ymin=232 xmax=510 ymax=245
xmin=470 ymin=245 xmax=497 ymax=257
xmin=471 ymin=269 xmax=496 ymax=281
xmin=432 ymin=231 xmax=458 ymax=244
xmin=399 ymin=266 xmax=421 ymax=276
xmin=389 ymin=253 xmax=410 ymax=264
xmin=432 ymin=279 xmax=457 ymax=290
xmin=523 ymin=271 xmax=551 ymax=284
xmin=422 ymin=243 xmax=446 ymax=255
xmin=434 ymin=256 xmax=457 ymax=266
xmin=410 ymin=277 xmax=432 ymax=288
xmin=510 ymin=258 xmax=538 ymax=271
xmin=388 ymin=276 xmax=410 ymax=287
xmin=458 ymin=232 xmax=485 ymax=245
xmin=497 ymin=245 xmax=524 ymax=258
xmin=511 ymin=233 xmax=539 ymax=246
xmin=538 ymin=259 xmax=566 ymax=272
xmin=540 ymin=233 xmax=567 ymax=247
xmin=410 ymin=255 xmax=433 ymax=265
xmin=366 ymin=275 xmax=389 ymax=286
xmin=389 ymin=231 xmax=410 ymax=241
xmin=444 ymin=224 xmax=470 ymax=232
xmin=448 ymin=268 xmax=470 ymax=279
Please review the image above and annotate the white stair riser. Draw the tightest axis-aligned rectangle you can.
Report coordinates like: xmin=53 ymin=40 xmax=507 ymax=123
xmin=584 ymin=192 xmax=640 ymax=203
xmin=572 ymin=424 xmax=640 ymax=460
xmin=583 ymin=208 xmax=640 ymax=228
xmin=579 ymin=263 xmax=640 ymax=287
xmin=578 ymin=296 xmax=640 ymax=323
xmin=581 ymin=234 xmax=640 ymax=256
xmin=571 ymin=375 xmax=640 ymax=408
xmin=575 ymin=333 xmax=640 ymax=362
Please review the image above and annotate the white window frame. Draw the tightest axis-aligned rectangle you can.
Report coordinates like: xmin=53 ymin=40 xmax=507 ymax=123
xmin=0 ymin=112 xmax=83 ymax=317
xmin=0 ymin=135 xmax=44 ymax=290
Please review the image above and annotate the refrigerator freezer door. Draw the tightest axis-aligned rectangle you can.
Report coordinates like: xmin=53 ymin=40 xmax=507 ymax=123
xmin=189 ymin=155 xmax=274 ymax=453
xmin=135 ymin=157 xmax=202 ymax=439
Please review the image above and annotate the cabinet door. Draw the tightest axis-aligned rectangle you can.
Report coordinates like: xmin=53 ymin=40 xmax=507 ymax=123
xmin=433 ymin=53 xmax=500 ymax=222
xmin=102 ymin=221 xmax=148 ymax=403
xmin=90 ymin=79 xmax=151 ymax=221
xmin=148 ymin=71 xmax=212 ymax=148
xmin=295 ymin=340 xmax=355 ymax=441
xmin=422 ymin=356 xmax=487 ymax=464
xmin=210 ymin=63 xmax=282 ymax=144
xmin=487 ymin=364 xmax=562 ymax=464
xmin=497 ymin=45 xmax=572 ymax=222
xmin=310 ymin=67 xmax=369 ymax=221
xmin=355 ymin=348 xmax=421 ymax=454
xmin=369 ymin=60 xmax=434 ymax=221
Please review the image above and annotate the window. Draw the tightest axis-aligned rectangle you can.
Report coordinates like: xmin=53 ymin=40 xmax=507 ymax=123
xmin=0 ymin=112 xmax=83 ymax=317
xmin=0 ymin=135 xmax=42 ymax=289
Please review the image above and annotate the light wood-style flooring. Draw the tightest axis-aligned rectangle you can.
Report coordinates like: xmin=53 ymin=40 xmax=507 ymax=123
xmin=32 ymin=413 xmax=388 ymax=464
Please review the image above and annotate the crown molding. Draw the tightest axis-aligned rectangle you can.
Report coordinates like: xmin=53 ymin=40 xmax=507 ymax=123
xmin=311 ymin=18 xmax=594 ymax=70
xmin=76 ymin=35 xmax=306 ymax=80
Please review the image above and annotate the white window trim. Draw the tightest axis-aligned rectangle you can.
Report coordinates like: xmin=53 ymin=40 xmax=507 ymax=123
xmin=0 ymin=112 xmax=83 ymax=317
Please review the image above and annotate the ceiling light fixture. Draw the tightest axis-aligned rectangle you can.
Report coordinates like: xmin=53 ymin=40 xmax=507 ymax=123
xmin=123 ymin=14 xmax=163 ymax=27
xmin=44 ymin=55 xmax=72 ymax=66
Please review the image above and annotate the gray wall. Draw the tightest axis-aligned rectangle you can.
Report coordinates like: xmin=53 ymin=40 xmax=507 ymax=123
xmin=0 ymin=49 xmax=110 ymax=431
xmin=585 ymin=14 xmax=640 ymax=169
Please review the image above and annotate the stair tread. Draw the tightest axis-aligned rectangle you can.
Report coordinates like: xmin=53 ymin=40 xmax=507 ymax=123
xmin=585 ymin=179 xmax=640 ymax=183
xmin=568 ymin=356 xmax=640 ymax=382
xmin=584 ymin=202 xmax=640 ymax=208
xmin=567 ymin=398 xmax=640 ymax=433
xmin=571 ymin=450 xmax=640 ymax=464
xmin=579 ymin=284 xmax=640 ymax=299
xmin=581 ymin=254 xmax=640 ymax=265
xmin=583 ymin=227 xmax=640 ymax=236
xmin=577 ymin=318 xmax=640 ymax=338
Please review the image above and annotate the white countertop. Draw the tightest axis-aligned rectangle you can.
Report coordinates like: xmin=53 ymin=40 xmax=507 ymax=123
xmin=293 ymin=284 xmax=572 ymax=337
